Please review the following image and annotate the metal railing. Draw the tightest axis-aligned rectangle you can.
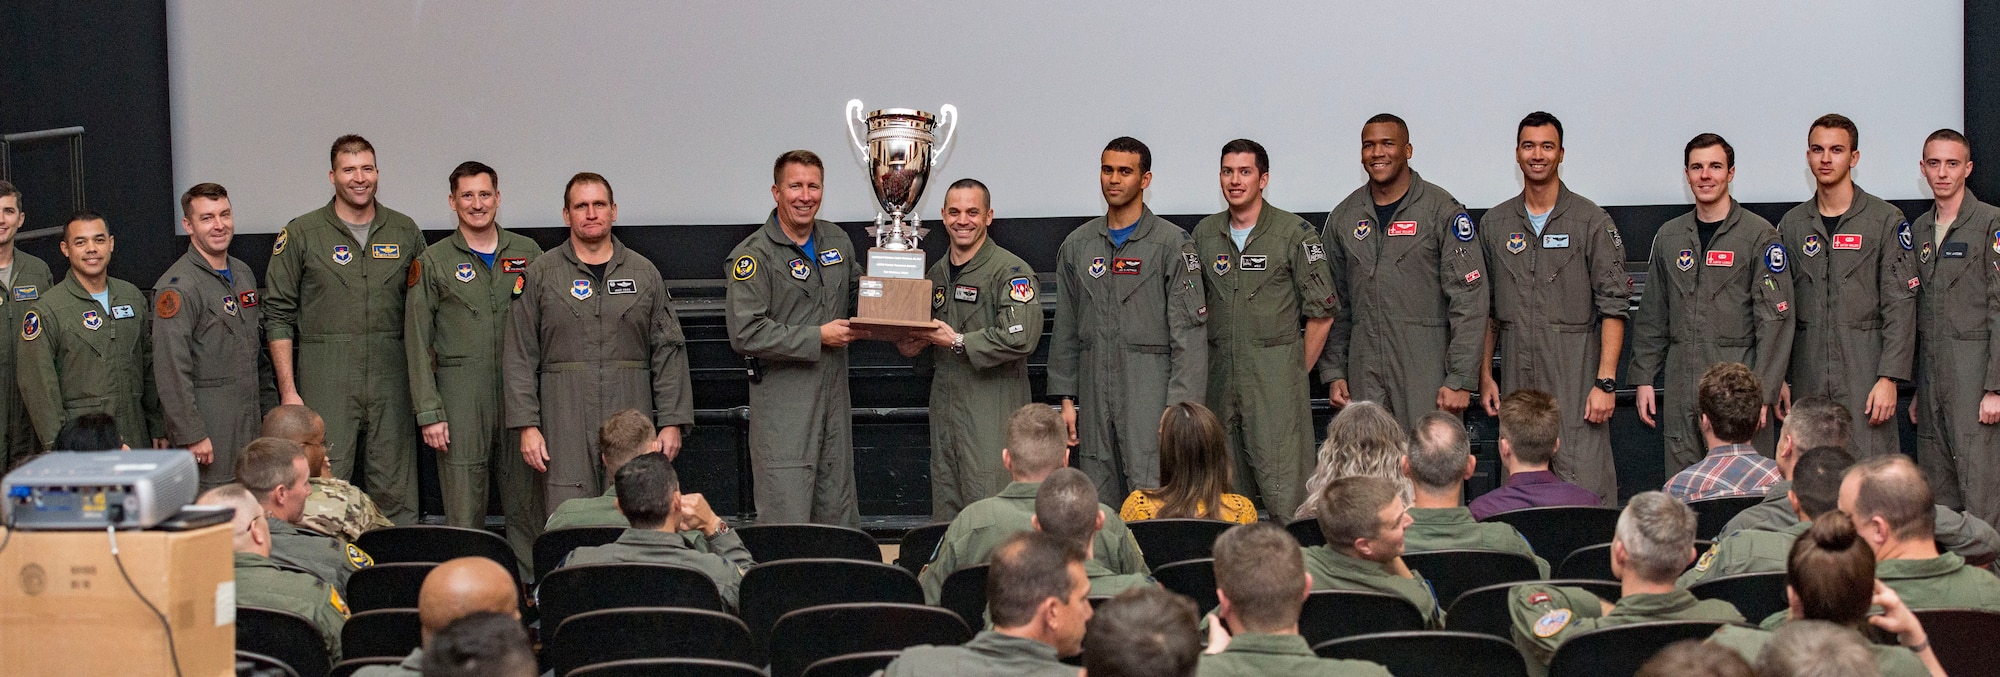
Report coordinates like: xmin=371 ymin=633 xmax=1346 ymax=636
xmin=1 ymin=126 xmax=86 ymax=242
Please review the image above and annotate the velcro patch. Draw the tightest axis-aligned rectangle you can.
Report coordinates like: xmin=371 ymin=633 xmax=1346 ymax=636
xmin=155 ymin=289 xmax=181 ymax=319
xmin=1533 ymin=609 xmax=1572 ymax=638
xmin=406 ymin=260 xmax=422 ymax=287
xmin=346 ymin=543 xmax=374 ymax=568
xmin=1706 ymin=251 xmax=1735 ymax=267
xmin=1387 ymin=221 xmax=1418 ymax=237
xmin=1832 ymin=234 xmax=1862 ymax=250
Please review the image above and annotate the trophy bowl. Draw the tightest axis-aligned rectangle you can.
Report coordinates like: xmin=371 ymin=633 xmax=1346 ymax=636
xmin=846 ymin=100 xmax=958 ymax=339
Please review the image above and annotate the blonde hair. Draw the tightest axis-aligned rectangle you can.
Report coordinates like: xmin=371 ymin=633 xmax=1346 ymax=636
xmin=1296 ymin=401 xmax=1412 ymax=519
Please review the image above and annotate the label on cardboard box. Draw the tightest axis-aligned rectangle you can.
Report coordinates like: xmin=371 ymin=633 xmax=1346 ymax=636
xmin=215 ymin=581 xmax=235 ymax=627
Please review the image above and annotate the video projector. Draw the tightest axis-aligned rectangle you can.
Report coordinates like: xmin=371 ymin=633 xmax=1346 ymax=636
xmin=3 ymin=450 xmax=199 ymax=529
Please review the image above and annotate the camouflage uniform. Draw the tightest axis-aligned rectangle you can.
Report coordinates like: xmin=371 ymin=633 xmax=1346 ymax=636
xmin=302 ymin=476 xmax=393 ymax=543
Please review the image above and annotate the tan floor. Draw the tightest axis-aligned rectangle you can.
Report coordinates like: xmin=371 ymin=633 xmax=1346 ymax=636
xmin=880 ymin=543 xmax=899 ymax=565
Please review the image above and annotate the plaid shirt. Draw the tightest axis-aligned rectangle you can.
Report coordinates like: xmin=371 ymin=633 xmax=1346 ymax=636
xmin=1664 ymin=444 xmax=1781 ymax=502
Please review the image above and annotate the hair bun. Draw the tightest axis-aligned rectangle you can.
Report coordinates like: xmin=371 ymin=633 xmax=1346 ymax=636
xmin=1809 ymin=510 xmax=1860 ymax=550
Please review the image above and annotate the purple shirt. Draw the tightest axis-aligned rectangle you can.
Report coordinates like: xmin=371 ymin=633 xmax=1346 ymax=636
xmin=1468 ymin=470 xmax=1603 ymax=520
xmin=1664 ymin=444 xmax=1781 ymax=503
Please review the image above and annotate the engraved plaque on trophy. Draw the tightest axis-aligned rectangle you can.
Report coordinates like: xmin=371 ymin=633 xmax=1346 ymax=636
xmin=844 ymin=99 xmax=958 ymax=340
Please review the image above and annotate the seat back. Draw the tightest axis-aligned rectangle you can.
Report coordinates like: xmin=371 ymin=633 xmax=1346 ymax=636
xmin=327 ymin=657 xmax=400 ymax=677
xmin=236 ymin=606 xmax=331 ymax=677
xmin=569 ymin=658 xmax=767 ymax=677
xmin=1686 ymin=572 xmax=1787 ymax=622
xmin=339 ymin=608 xmax=421 ymax=659
xmin=1313 ymin=630 xmax=1529 ymax=677
xmin=355 ymin=525 xmax=521 ymax=581
xmin=1402 ymin=549 xmax=1543 ymax=607
xmin=1296 ymin=589 xmax=1426 ymax=646
xmin=235 ymin=651 xmax=302 ymax=677
xmin=739 ymin=559 xmax=923 ymax=661
xmin=343 ymin=562 xmax=435 ymax=613
xmin=798 ymin=651 xmax=902 ymax=677
xmin=1547 ymin=620 xmax=1730 ymax=677
xmin=735 ymin=524 xmax=881 ymax=563
xmin=538 ymin=562 xmax=725 ymax=632
xmin=768 ymin=603 xmax=971 ymax=677
xmin=1555 ymin=543 xmax=1614 ymax=581
xmin=1482 ymin=506 xmax=1622 ymax=564
xmin=936 ymin=564 xmax=989 ymax=628
xmin=894 ymin=523 xmax=951 ymax=576
xmin=1286 ymin=517 xmax=1326 ymax=548
xmin=1125 ymin=518 xmax=1235 ymax=570
xmin=1445 ymin=579 xmax=1622 ymax=639
xmin=1913 ymin=608 xmax=2000 ymax=677
xmin=549 ymin=607 xmax=754 ymax=677
xmin=1687 ymin=496 xmax=1764 ymax=540
xmin=1152 ymin=558 xmax=1219 ymax=614
xmin=534 ymin=526 xmax=625 ymax=580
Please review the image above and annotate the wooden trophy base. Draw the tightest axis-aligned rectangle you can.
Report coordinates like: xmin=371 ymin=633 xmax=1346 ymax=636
xmin=853 ymin=275 xmax=934 ymax=342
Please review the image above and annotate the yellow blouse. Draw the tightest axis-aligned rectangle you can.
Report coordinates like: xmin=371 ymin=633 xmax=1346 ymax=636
xmin=1119 ymin=490 xmax=1259 ymax=524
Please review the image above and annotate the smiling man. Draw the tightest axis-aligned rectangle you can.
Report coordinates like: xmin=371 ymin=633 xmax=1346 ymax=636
xmin=153 ymin=183 xmax=273 ymax=488
xmin=1192 ymin=139 xmax=1337 ymax=519
xmin=265 ymin=135 xmax=428 ymax=524
xmin=1631 ymin=134 xmax=1795 ymax=473
xmin=897 ymin=178 xmax=1043 ymax=519
xmin=1909 ymin=129 xmax=2000 ymax=527
xmin=0 ymin=182 xmax=54 ymax=468
xmin=18 ymin=210 xmax=164 ymax=451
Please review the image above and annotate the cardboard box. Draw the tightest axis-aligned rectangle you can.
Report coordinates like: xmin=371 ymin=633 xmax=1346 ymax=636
xmin=0 ymin=523 xmax=233 ymax=677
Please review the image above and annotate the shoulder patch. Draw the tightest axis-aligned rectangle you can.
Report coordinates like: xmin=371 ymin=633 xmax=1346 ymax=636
xmin=155 ymin=289 xmax=181 ymax=319
xmin=272 ymin=228 xmax=289 ymax=255
xmin=1304 ymin=242 xmax=1326 ymax=263
xmin=1765 ymin=242 xmax=1787 ymax=274
xmin=1897 ymin=221 xmax=1913 ymax=251
xmin=405 ymin=259 xmax=422 ymax=288
xmin=1694 ymin=546 xmax=1718 ymax=572
xmin=1453 ymin=212 xmax=1476 ymax=242
xmin=1533 ymin=608 xmax=1573 ymax=638
xmin=330 ymin=587 xmax=350 ymax=617
xmin=20 ymin=310 xmax=40 ymax=341
xmin=346 ymin=543 xmax=374 ymax=568
xmin=732 ymin=255 xmax=757 ymax=281
xmin=1008 ymin=276 xmax=1035 ymax=303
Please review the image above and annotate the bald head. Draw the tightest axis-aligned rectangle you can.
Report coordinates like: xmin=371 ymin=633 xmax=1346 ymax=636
xmin=418 ymin=557 xmax=520 ymax=642
xmin=198 ymin=484 xmax=268 ymax=556
xmin=261 ymin=405 xmax=327 ymax=475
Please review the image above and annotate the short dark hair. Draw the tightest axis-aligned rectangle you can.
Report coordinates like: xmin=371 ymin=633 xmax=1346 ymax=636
xmin=234 ymin=437 xmax=306 ymax=503
xmin=1685 ymin=133 xmax=1736 ymax=168
xmin=1034 ymin=468 xmax=1100 ymax=550
xmin=329 ymin=134 xmax=375 ymax=169
xmin=0 ymin=180 xmax=20 ymax=204
xmin=1635 ymin=639 xmax=1754 ymax=677
xmin=1499 ymin=389 xmax=1561 ymax=465
xmin=1220 ymin=138 xmax=1269 ymax=174
xmin=613 ymin=453 xmax=680 ymax=530
xmin=1316 ymin=475 xmax=1400 ymax=551
xmin=1783 ymin=397 xmax=1850 ymax=451
xmin=1790 ymin=446 xmax=1854 ymax=519
xmin=773 ymin=149 xmax=824 ymax=185
xmin=946 ymin=177 xmax=991 ymax=209
xmin=1925 ymin=128 xmax=1970 ymax=153
xmin=1213 ymin=522 xmax=1306 ymax=632
xmin=1104 ymin=137 xmax=1152 ymax=174
xmin=1697 ymin=362 xmax=1762 ymax=443
xmin=1407 ymin=411 xmax=1470 ymax=490
xmin=53 ymin=412 xmax=123 ymax=452
xmin=63 ymin=209 xmax=106 ymax=240
xmin=1518 ymin=111 xmax=1564 ymax=146
xmin=1810 ymin=114 xmax=1858 ymax=150
xmin=1847 ymin=455 xmax=1935 ymax=541
xmin=1083 ymin=587 xmax=1201 ymax=677
xmin=563 ymin=172 xmax=614 ymax=208
xmin=421 ymin=611 xmax=537 ymax=677
xmin=987 ymin=531 xmax=1085 ymax=628
xmin=180 ymin=182 xmax=228 ymax=218
xmin=1365 ymin=113 xmax=1410 ymax=138
xmin=449 ymin=161 xmax=498 ymax=193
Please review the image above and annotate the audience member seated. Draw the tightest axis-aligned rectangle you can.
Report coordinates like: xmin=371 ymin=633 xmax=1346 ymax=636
xmin=1467 ymin=390 xmax=1601 ymax=519
xmin=200 ymin=484 xmax=347 ymax=657
xmin=1402 ymin=410 xmax=1549 ymax=576
xmin=236 ymin=436 xmax=371 ymax=594
xmin=263 ymin=404 xmax=391 ymax=543
xmin=1036 ymin=467 xmax=1156 ymax=596
xmin=420 ymin=611 xmax=538 ymax=677
xmin=556 ymin=452 xmax=755 ymax=610
xmin=1634 ymin=640 xmax=1754 ymax=677
xmin=1120 ymin=402 xmax=1257 ymax=524
xmin=1838 ymin=455 xmax=2000 ymax=612
xmin=1705 ymin=511 xmax=1944 ymax=677
xmin=1200 ymin=522 xmax=1392 ymax=677
xmin=1508 ymin=491 xmax=1743 ymax=671
xmin=881 ymin=531 xmax=1090 ymax=677
xmin=920 ymin=404 xmax=1147 ymax=604
xmin=52 ymin=412 xmax=124 ymax=451
xmin=1753 ymin=621 xmax=1889 ymax=677
xmin=546 ymin=408 xmax=661 ymax=530
xmin=1664 ymin=363 xmax=1781 ymax=502
xmin=1678 ymin=446 xmax=1850 ymax=587
xmin=352 ymin=556 xmax=521 ymax=677
xmin=1726 ymin=397 xmax=2000 ymax=564
xmin=1295 ymin=402 xmax=1411 ymax=520
xmin=1084 ymin=587 xmax=1202 ymax=677
xmin=1300 ymin=475 xmax=1441 ymax=628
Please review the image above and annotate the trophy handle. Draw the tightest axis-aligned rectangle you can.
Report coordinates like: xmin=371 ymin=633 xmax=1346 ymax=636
xmin=932 ymin=104 xmax=958 ymax=163
xmin=844 ymin=99 xmax=869 ymax=158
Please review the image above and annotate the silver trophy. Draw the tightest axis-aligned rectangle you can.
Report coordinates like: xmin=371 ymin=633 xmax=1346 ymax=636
xmin=845 ymin=100 xmax=959 ymax=336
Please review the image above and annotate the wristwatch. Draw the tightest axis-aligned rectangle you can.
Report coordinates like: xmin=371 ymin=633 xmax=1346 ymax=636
xmin=950 ymin=333 xmax=966 ymax=355
xmin=1595 ymin=378 xmax=1618 ymax=394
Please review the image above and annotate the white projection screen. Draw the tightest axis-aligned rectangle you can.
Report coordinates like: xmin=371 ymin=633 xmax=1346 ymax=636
xmin=168 ymin=1 xmax=1963 ymax=233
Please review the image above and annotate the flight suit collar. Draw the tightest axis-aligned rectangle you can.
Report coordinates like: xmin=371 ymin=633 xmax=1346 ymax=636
xmin=1083 ymin=559 xmax=1119 ymax=579
xmin=1610 ymin=589 xmax=1702 ymax=617
xmin=556 ymin=236 xmax=631 ymax=275
xmin=614 ymin=527 xmax=703 ymax=550
xmin=1206 ymin=200 xmax=1289 ymax=250
xmin=1217 ymin=632 xmax=1316 ymax=657
xmin=234 ymin=550 xmax=284 ymax=570
xmin=1308 ymin=544 xmax=1398 ymax=578
xmin=1544 ymin=182 xmax=1582 ymax=222
xmin=1921 ymin=190 xmax=1990 ymax=243
xmin=997 ymin=481 xmax=1041 ymax=499
xmin=1409 ymin=506 xmax=1475 ymax=526
xmin=267 ymin=515 xmax=306 ymax=536
xmin=310 ymin=198 xmax=394 ymax=243
xmin=760 ymin=211 xmax=838 ymax=250
xmin=443 ymin=226 xmax=534 ymax=259
xmin=54 ymin=274 xmax=116 ymax=304
xmin=1097 ymin=205 xmax=1163 ymax=246
xmin=965 ymin=629 xmax=1062 ymax=663
xmin=1876 ymin=552 xmax=1967 ymax=581
xmin=175 ymin=248 xmax=242 ymax=285
xmin=1383 ymin=170 xmax=1434 ymax=220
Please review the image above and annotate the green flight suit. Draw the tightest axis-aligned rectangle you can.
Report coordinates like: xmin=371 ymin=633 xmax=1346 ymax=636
xmin=879 ymin=630 xmax=1076 ymax=677
xmin=1319 ymin=171 xmax=1489 ymax=431
xmin=1777 ymin=187 xmax=1917 ymax=458
xmin=153 ymin=249 xmax=271 ymax=489
xmin=1708 ymin=624 xmax=1928 ymax=677
xmin=504 ymin=238 xmax=693 ymax=515
xmin=1405 ymin=507 xmax=1550 ymax=577
xmin=234 ymin=551 xmax=349 ymax=657
xmin=545 ymin=486 xmax=627 ymax=530
xmin=1630 ymin=200 xmax=1795 ymax=472
xmin=920 ymin=240 xmax=1043 ymax=520
xmin=1912 ymin=193 xmax=2000 ymax=526
xmin=17 ymin=275 xmax=162 ymax=449
xmin=1509 ymin=585 xmax=1743 ymax=672
xmin=1722 ymin=480 xmax=2000 ymax=565
xmin=1197 ymin=633 xmax=1392 ymax=677
xmin=1300 ymin=544 xmax=1443 ymax=628
xmin=1876 ymin=552 xmax=2000 ymax=612
xmin=724 ymin=214 xmax=858 ymax=526
xmin=264 ymin=201 xmax=427 ymax=524
xmin=1478 ymin=185 xmax=1630 ymax=504
xmin=1195 ymin=202 xmax=1338 ymax=519
xmin=918 ymin=480 xmax=1149 ymax=604
xmin=349 ymin=648 xmax=422 ymax=677
xmin=268 ymin=515 xmax=371 ymax=595
xmin=1677 ymin=520 xmax=1808 ymax=588
xmin=1084 ymin=559 xmax=1154 ymax=597
xmin=0 ymin=252 xmax=52 ymax=467
xmin=559 ymin=527 xmax=757 ymax=611
xmin=1049 ymin=206 xmax=1209 ymax=502
xmin=406 ymin=228 xmax=544 ymax=565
